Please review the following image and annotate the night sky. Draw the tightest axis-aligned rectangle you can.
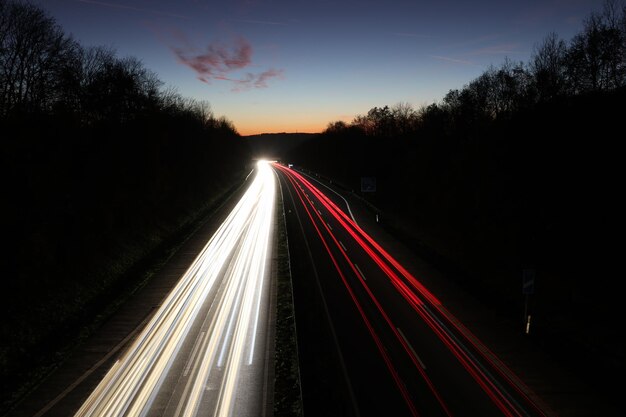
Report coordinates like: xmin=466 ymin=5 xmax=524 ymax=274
xmin=30 ymin=0 xmax=607 ymax=135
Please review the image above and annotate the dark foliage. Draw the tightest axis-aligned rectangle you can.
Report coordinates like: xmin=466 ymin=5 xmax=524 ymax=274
xmin=0 ymin=0 xmax=250 ymax=411
xmin=279 ymin=0 xmax=625 ymax=404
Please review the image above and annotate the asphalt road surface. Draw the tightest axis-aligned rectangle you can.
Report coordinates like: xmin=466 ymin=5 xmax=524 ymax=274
xmin=5 ymin=160 xmax=620 ymax=417
xmin=273 ymin=162 xmax=616 ymax=417
xmin=6 ymin=161 xmax=277 ymax=417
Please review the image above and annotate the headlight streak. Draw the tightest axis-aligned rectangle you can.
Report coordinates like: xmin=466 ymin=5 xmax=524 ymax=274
xmin=274 ymin=163 xmax=548 ymax=417
xmin=74 ymin=160 xmax=275 ymax=417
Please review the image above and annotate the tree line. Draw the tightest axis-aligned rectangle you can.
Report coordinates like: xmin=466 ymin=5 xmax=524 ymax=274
xmin=0 ymin=0 xmax=250 ymax=411
xmin=326 ymin=0 xmax=625 ymax=139
xmin=285 ymin=0 xmax=625 ymax=401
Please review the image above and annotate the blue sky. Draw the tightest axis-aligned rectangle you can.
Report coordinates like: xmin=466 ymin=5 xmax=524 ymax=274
xmin=30 ymin=0 xmax=607 ymax=135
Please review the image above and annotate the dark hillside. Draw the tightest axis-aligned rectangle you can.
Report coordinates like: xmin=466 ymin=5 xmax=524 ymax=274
xmin=0 ymin=1 xmax=252 ymax=412
xmin=0 ymin=106 xmax=252 ymax=416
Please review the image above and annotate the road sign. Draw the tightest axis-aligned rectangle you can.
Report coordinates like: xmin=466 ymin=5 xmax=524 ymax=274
xmin=361 ymin=177 xmax=376 ymax=192
xmin=522 ymin=268 xmax=535 ymax=295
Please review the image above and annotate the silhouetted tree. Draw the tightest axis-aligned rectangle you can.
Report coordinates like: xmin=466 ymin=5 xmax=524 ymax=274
xmin=324 ymin=120 xmax=349 ymax=134
xmin=441 ymin=81 xmax=490 ymax=132
xmin=566 ymin=1 xmax=626 ymax=92
xmin=300 ymin=7 xmax=626 ymax=400
xmin=416 ymin=102 xmax=449 ymax=137
xmin=1 ymin=2 xmax=248 ymax=411
xmin=0 ymin=0 xmax=76 ymax=117
xmin=529 ymin=32 xmax=569 ymax=101
xmin=390 ymin=101 xmax=418 ymax=137
xmin=491 ymin=58 xmax=532 ymax=115
xmin=81 ymin=53 xmax=161 ymax=124
xmin=350 ymin=113 xmax=374 ymax=135
xmin=367 ymin=105 xmax=395 ymax=137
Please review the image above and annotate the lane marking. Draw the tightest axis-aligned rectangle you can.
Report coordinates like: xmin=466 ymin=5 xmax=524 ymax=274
xmin=354 ymin=263 xmax=366 ymax=281
xmin=397 ymin=327 xmax=426 ymax=370
xmin=184 ymin=332 xmax=206 ymax=376
xmin=327 ymin=223 xmax=333 ymax=231
xmin=339 ymin=240 xmax=347 ymax=251
xmin=278 ymin=167 xmax=361 ymax=417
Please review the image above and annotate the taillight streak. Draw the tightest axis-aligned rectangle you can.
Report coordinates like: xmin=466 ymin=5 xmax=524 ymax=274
xmin=277 ymin=164 xmax=547 ymax=417
xmin=305 ymin=181 xmax=541 ymax=416
xmin=299 ymin=171 xmax=520 ymax=416
xmin=278 ymin=168 xmax=454 ymax=415
xmin=291 ymin=169 xmax=545 ymax=407
xmin=280 ymin=167 xmax=420 ymax=417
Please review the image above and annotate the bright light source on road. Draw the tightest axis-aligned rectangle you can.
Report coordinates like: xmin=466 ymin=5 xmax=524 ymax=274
xmin=74 ymin=162 xmax=275 ymax=417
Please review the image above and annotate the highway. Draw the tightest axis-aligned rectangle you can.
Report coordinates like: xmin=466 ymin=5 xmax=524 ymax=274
xmin=72 ymin=160 xmax=276 ymax=417
xmin=273 ymin=162 xmax=552 ymax=417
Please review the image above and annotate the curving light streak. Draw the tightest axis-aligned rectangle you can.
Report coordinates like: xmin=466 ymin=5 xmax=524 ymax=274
xmin=74 ymin=160 xmax=275 ymax=417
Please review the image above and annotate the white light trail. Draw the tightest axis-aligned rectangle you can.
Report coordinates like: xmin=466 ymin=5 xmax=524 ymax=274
xmin=74 ymin=160 xmax=276 ymax=417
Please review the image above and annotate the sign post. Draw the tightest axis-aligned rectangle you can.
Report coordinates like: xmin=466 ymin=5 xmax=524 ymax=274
xmin=360 ymin=177 xmax=376 ymax=193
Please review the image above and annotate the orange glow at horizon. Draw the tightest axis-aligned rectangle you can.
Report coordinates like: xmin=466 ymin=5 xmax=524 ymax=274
xmin=235 ymin=120 xmax=324 ymax=136
xmin=233 ymin=113 xmax=354 ymax=136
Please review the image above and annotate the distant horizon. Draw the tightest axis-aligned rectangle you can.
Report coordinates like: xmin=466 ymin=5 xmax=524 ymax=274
xmin=27 ymin=0 xmax=608 ymax=137
xmin=243 ymin=131 xmax=321 ymax=137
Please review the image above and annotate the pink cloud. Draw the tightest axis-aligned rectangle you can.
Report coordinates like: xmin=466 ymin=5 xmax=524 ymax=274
xmin=173 ymin=37 xmax=251 ymax=78
xmin=232 ymin=68 xmax=284 ymax=91
xmin=171 ymin=36 xmax=283 ymax=91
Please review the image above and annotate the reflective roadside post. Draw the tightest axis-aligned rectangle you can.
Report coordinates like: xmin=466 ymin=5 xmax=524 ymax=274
xmin=522 ymin=268 xmax=535 ymax=334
